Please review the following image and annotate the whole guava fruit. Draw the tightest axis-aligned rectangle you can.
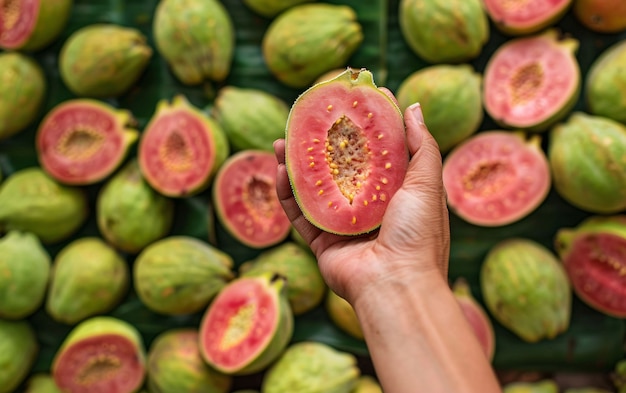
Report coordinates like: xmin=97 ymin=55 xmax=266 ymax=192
xmin=0 ymin=0 xmax=73 ymax=51
xmin=586 ymin=39 xmax=626 ymax=125
xmin=23 ymin=373 xmax=63 ymax=393
xmin=242 ymin=0 xmax=315 ymax=18
xmin=147 ymin=328 xmax=232 ymax=393
xmin=52 ymin=316 xmax=146 ymax=393
xmin=153 ymin=0 xmax=235 ymax=85
xmin=325 ymin=289 xmax=363 ymax=340
xmin=261 ymin=341 xmax=360 ymax=393
xmin=352 ymin=376 xmax=383 ymax=393
xmin=134 ymin=236 xmax=234 ymax=315
xmin=0 ymin=52 xmax=46 ymax=141
xmin=239 ymin=242 xmax=326 ymax=315
xmin=59 ymin=23 xmax=153 ymax=98
xmin=574 ymin=0 xmax=626 ymax=33
xmin=503 ymin=379 xmax=560 ymax=393
xmin=262 ymin=3 xmax=363 ymax=88
xmin=212 ymin=86 xmax=290 ymax=152
xmin=46 ymin=237 xmax=130 ymax=325
xmin=0 ymin=167 xmax=89 ymax=244
xmin=285 ymin=68 xmax=409 ymax=236
xmin=480 ymin=238 xmax=571 ymax=343
xmin=548 ymin=112 xmax=626 ymax=214
xmin=0 ymin=230 xmax=51 ymax=320
xmin=97 ymin=159 xmax=174 ymax=254
xmin=399 ymin=0 xmax=489 ymax=63
xmin=0 ymin=319 xmax=39 ymax=393
xmin=396 ymin=64 xmax=483 ymax=153
xmin=613 ymin=359 xmax=626 ymax=393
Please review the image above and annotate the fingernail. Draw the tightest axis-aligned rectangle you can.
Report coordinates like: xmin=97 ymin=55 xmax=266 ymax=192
xmin=408 ymin=102 xmax=424 ymax=124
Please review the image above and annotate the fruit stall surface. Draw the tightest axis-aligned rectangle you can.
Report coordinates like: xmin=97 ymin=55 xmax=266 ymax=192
xmin=0 ymin=0 xmax=625 ymax=391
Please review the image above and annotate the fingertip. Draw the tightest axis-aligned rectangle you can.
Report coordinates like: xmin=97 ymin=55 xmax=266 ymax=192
xmin=405 ymin=103 xmax=425 ymax=156
xmin=273 ymin=138 xmax=286 ymax=165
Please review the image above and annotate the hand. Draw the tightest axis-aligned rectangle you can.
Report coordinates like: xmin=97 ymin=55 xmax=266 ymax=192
xmin=274 ymin=96 xmax=450 ymax=304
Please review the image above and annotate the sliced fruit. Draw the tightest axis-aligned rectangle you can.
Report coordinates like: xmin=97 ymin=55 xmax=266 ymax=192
xmin=483 ymin=0 xmax=573 ymax=35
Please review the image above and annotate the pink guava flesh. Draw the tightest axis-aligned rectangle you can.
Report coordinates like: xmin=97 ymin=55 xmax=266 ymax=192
xmin=200 ymin=278 xmax=277 ymax=370
xmin=139 ymin=108 xmax=215 ymax=196
xmin=37 ymin=102 xmax=126 ymax=184
xmin=562 ymin=232 xmax=626 ymax=317
xmin=483 ymin=0 xmax=570 ymax=31
xmin=286 ymin=73 xmax=408 ymax=235
xmin=53 ymin=334 xmax=145 ymax=393
xmin=213 ymin=150 xmax=291 ymax=248
xmin=483 ymin=34 xmax=578 ymax=129
xmin=0 ymin=0 xmax=38 ymax=49
xmin=442 ymin=132 xmax=550 ymax=226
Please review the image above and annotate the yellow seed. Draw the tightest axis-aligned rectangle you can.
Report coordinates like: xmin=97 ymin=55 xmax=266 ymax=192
xmin=385 ymin=163 xmax=391 ymax=169
xmin=309 ymin=156 xmax=314 ymax=160
xmin=335 ymin=118 xmax=342 ymax=125
xmin=363 ymin=200 xmax=368 ymax=206
xmin=352 ymin=100 xmax=358 ymax=107
xmin=352 ymin=216 xmax=357 ymax=224
xmin=372 ymin=194 xmax=377 ymax=201
xmin=327 ymin=105 xmax=333 ymax=111
xmin=349 ymin=194 xmax=354 ymax=202
xmin=381 ymin=177 xmax=388 ymax=184
xmin=307 ymin=147 xmax=313 ymax=152
xmin=340 ymin=141 xmax=347 ymax=149
xmin=330 ymin=163 xmax=338 ymax=169
xmin=356 ymin=181 xmax=362 ymax=188
xmin=315 ymin=180 xmax=322 ymax=186
xmin=333 ymin=169 xmax=339 ymax=175
xmin=318 ymin=189 xmax=324 ymax=195
xmin=377 ymin=133 xmax=383 ymax=139
xmin=368 ymin=113 xmax=373 ymax=118
xmin=380 ymin=193 xmax=387 ymax=201
xmin=327 ymin=145 xmax=334 ymax=151
xmin=328 ymin=201 xmax=333 ymax=207
xmin=376 ymin=185 xmax=380 ymax=190
xmin=382 ymin=150 xmax=388 ymax=155
xmin=309 ymin=162 xmax=315 ymax=167
xmin=313 ymin=138 xmax=320 ymax=143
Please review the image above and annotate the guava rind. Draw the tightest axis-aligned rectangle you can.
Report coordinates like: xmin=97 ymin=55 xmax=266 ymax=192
xmin=239 ymin=242 xmax=326 ymax=315
xmin=483 ymin=0 xmax=573 ymax=35
xmin=212 ymin=86 xmax=290 ymax=152
xmin=586 ymin=40 xmax=626 ymax=124
xmin=399 ymin=0 xmax=489 ymax=63
xmin=153 ymin=0 xmax=234 ymax=85
xmin=134 ymin=236 xmax=234 ymax=315
xmin=452 ymin=278 xmax=495 ymax=361
xmin=261 ymin=341 xmax=360 ymax=393
xmin=548 ymin=112 xmax=626 ymax=214
xmin=483 ymin=29 xmax=580 ymax=132
xmin=574 ymin=0 xmax=626 ymax=33
xmin=502 ymin=380 xmax=560 ymax=393
xmin=0 ymin=0 xmax=73 ymax=51
xmin=0 ymin=230 xmax=51 ymax=320
xmin=396 ymin=64 xmax=483 ymax=153
xmin=0 ymin=167 xmax=89 ymax=244
xmin=138 ymin=95 xmax=229 ymax=198
xmin=242 ymin=0 xmax=315 ymax=18
xmin=24 ymin=373 xmax=63 ymax=393
xmin=352 ymin=376 xmax=383 ymax=393
xmin=97 ymin=159 xmax=174 ymax=254
xmin=59 ymin=24 xmax=153 ymax=98
xmin=147 ymin=328 xmax=232 ymax=393
xmin=36 ymin=99 xmax=139 ymax=186
xmin=213 ymin=149 xmax=291 ymax=249
xmin=325 ymin=289 xmax=363 ymax=340
xmin=262 ymin=3 xmax=363 ymax=88
xmin=199 ymin=273 xmax=293 ymax=376
xmin=46 ymin=237 xmax=129 ymax=325
xmin=442 ymin=131 xmax=551 ymax=227
xmin=480 ymin=238 xmax=571 ymax=343
xmin=0 ymin=319 xmax=38 ymax=393
xmin=554 ymin=215 xmax=626 ymax=318
xmin=52 ymin=316 xmax=146 ymax=393
xmin=0 ymin=52 xmax=46 ymax=141
xmin=285 ymin=67 xmax=409 ymax=236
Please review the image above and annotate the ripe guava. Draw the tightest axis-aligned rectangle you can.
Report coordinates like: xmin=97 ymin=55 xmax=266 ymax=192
xmin=325 ymin=289 xmax=363 ymax=340
xmin=586 ymin=40 xmax=626 ymax=124
xmin=199 ymin=273 xmax=293 ymax=376
xmin=574 ymin=0 xmax=626 ymax=33
xmin=442 ymin=131 xmax=551 ymax=227
xmin=242 ymin=0 xmax=314 ymax=18
xmin=555 ymin=215 xmax=626 ymax=318
xmin=483 ymin=0 xmax=573 ymax=35
xmin=0 ymin=319 xmax=38 ymax=393
xmin=36 ymin=99 xmax=139 ymax=186
xmin=0 ymin=0 xmax=72 ymax=51
xmin=213 ymin=149 xmax=291 ymax=249
xmin=285 ymin=68 xmax=409 ymax=236
xmin=138 ymin=95 xmax=229 ymax=198
xmin=483 ymin=29 xmax=580 ymax=132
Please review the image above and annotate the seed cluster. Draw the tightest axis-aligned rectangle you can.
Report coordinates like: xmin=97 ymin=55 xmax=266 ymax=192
xmin=463 ymin=160 xmax=512 ymax=197
xmin=57 ymin=127 xmax=105 ymax=160
xmin=76 ymin=348 xmax=122 ymax=385
xmin=160 ymin=130 xmax=192 ymax=171
xmin=220 ymin=303 xmax=256 ymax=350
xmin=1 ymin=0 xmax=19 ymax=32
xmin=511 ymin=63 xmax=543 ymax=104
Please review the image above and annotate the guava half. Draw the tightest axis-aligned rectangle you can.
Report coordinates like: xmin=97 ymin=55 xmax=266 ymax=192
xmin=442 ymin=131 xmax=551 ymax=227
xmin=285 ymin=67 xmax=409 ymax=235
xmin=483 ymin=29 xmax=580 ymax=132
xmin=483 ymin=0 xmax=573 ymax=35
xmin=138 ymin=95 xmax=229 ymax=198
xmin=213 ymin=149 xmax=291 ymax=249
xmin=36 ymin=99 xmax=138 ymax=186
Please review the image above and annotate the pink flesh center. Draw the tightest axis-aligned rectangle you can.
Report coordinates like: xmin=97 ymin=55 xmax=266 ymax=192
xmin=567 ymin=233 xmax=626 ymax=315
xmin=463 ymin=160 xmax=514 ymax=197
xmin=55 ymin=334 xmax=143 ymax=393
xmin=160 ymin=130 xmax=192 ymax=171
xmin=202 ymin=279 xmax=276 ymax=370
xmin=324 ymin=115 xmax=370 ymax=204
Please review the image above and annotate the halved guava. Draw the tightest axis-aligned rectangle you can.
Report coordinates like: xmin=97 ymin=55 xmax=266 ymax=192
xmin=442 ymin=131 xmax=551 ymax=227
xmin=483 ymin=29 xmax=580 ymax=133
xmin=212 ymin=149 xmax=291 ymax=249
xmin=555 ymin=216 xmax=626 ymax=318
xmin=52 ymin=316 xmax=146 ymax=393
xmin=285 ymin=68 xmax=409 ymax=235
xmin=138 ymin=95 xmax=229 ymax=198
xmin=36 ymin=99 xmax=138 ymax=186
xmin=0 ymin=0 xmax=73 ymax=51
xmin=483 ymin=0 xmax=573 ymax=35
xmin=199 ymin=273 xmax=293 ymax=376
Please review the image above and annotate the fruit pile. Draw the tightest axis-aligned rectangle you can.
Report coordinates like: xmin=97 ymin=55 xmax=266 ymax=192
xmin=0 ymin=0 xmax=626 ymax=391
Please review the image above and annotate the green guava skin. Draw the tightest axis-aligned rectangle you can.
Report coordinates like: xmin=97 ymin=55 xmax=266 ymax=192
xmin=0 ymin=319 xmax=39 ymax=393
xmin=242 ymin=0 xmax=314 ymax=18
xmin=586 ymin=39 xmax=626 ymax=125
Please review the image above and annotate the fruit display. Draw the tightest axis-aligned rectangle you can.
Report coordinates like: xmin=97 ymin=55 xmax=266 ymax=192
xmin=1 ymin=0 xmax=626 ymax=391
